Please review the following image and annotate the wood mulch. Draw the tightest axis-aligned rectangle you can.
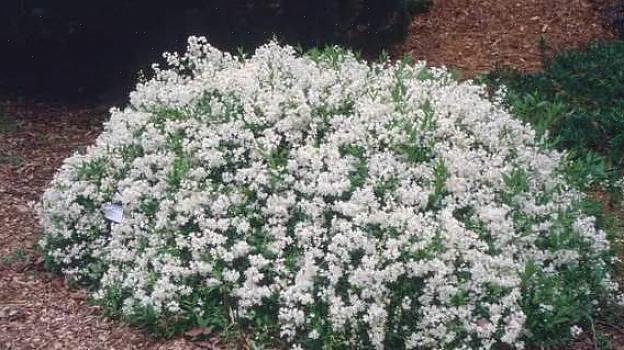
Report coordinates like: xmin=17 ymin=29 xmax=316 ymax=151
xmin=0 ymin=0 xmax=621 ymax=348
xmin=397 ymin=0 xmax=617 ymax=77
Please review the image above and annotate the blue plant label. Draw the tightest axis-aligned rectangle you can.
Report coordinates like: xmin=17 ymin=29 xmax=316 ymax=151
xmin=102 ymin=203 xmax=124 ymax=224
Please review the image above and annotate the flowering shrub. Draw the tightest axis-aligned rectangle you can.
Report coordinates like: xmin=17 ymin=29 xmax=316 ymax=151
xmin=38 ymin=37 xmax=619 ymax=349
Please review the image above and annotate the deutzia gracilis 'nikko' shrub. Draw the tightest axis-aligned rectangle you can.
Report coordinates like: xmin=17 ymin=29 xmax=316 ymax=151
xmin=38 ymin=37 xmax=619 ymax=349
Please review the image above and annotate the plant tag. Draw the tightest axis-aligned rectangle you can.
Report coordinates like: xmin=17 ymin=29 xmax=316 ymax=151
xmin=102 ymin=203 xmax=124 ymax=224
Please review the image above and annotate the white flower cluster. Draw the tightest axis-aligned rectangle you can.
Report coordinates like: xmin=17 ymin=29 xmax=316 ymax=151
xmin=38 ymin=37 xmax=617 ymax=349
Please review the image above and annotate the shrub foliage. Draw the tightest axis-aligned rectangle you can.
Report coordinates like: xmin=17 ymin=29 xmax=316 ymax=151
xmin=39 ymin=38 xmax=619 ymax=349
xmin=485 ymin=41 xmax=624 ymax=192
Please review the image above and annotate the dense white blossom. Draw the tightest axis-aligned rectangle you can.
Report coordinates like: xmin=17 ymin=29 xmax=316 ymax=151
xmin=38 ymin=37 xmax=617 ymax=349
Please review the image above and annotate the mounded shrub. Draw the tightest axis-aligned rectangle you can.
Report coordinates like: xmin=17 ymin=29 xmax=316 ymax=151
xmin=39 ymin=37 xmax=619 ymax=349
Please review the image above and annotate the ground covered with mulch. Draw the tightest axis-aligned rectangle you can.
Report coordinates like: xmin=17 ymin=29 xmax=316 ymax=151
xmin=399 ymin=0 xmax=616 ymax=76
xmin=0 ymin=0 xmax=621 ymax=349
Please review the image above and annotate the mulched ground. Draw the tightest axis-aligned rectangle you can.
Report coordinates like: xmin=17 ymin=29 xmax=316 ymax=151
xmin=398 ymin=0 xmax=616 ymax=76
xmin=0 ymin=0 xmax=622 ymax=348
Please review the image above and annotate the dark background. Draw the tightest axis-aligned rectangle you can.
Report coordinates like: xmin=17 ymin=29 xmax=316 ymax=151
xmin=0 ymin=0 xmax=430 ymax=103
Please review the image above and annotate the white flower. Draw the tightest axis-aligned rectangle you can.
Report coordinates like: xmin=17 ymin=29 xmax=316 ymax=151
xmin=37 ymin=37 xmax=617 ymax=350
xmin=570 ymin=325 xmax=583 ymax=338
xmin=308 ymin=329 xmax=320 ymax=339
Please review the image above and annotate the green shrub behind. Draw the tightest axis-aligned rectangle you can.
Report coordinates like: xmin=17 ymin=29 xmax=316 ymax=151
xmin=484 ymin=41 xmax=624 ymax=189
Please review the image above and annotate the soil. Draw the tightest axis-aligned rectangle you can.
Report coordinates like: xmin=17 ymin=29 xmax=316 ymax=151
xmin=0 ymin=0 xmax=622 ymax=348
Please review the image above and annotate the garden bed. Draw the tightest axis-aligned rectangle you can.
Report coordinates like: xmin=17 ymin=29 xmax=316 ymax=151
xmin=1 ymin=0 xmax=622 ymax=349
